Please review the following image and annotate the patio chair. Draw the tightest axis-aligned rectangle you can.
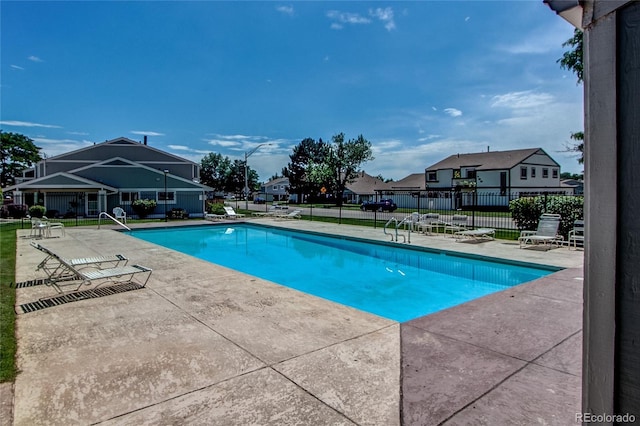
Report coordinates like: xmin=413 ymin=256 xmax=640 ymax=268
xmin=223 ymin=206 xmax=245 ymax=219
xmin=113 ymin=207 xmax=127 ymax=224
xmin=415 ymin=213 xmax=445 ymax=235
xmin=274 ymin=209 xmax=302 ymax=220
xmin=30 ymin=242 xmax=151 ymax=294
xmin=42 ymin=216 xmax=65 ymax=237
xmin=567 ymin=219 xmax=585 ymax=250
xmin=28 ymin=217 xmax=50 ymax=238
xmin=444 ymin=215 xmax=469 ymax=237
xmin=402 ymin=212 xmax=421 ymax=231
xmin=31 ymin=241 xmax=129 ymax=281
xmin=518 ymin=213 xmax=563 ymax=249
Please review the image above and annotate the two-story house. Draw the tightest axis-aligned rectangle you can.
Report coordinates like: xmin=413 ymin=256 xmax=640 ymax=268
xmin=4 ymin=137 xmax=212 ymax=218
xmin=424 ymin=148 xmax=567 ymax=209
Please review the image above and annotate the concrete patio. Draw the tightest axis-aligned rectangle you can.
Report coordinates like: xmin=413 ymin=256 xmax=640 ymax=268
xmin=4 ymin=219 xmax=583 ymax=425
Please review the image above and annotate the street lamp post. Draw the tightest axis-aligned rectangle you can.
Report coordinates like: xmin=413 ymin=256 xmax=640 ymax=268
xmin=163 ymin=169 xmax=169 ymax=222
xmin=244 ymin=143 xmax=271 ymax=210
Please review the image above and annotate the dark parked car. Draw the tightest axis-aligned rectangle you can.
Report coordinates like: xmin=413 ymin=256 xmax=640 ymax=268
xmin=360 ymin=199 xmax=397 ymax=212
xmin=253 ymin=197 xmax=266 ymax=204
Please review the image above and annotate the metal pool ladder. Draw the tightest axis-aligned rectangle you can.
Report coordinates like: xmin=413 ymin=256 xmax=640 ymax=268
xmin=384 ymin=217 xmax=411 ymax=243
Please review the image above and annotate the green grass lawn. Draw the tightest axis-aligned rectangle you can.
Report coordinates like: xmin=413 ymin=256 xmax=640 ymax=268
xmin=0 ymin=223 xmax=18 ymax=382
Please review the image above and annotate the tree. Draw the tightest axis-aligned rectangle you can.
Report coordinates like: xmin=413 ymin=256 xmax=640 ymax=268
xmin=558 ymin=28 xmax=583 ymax=84
xmin=200 ymin=153 xmax=258 ymax=196
xmin=227 ymin=159 xmax=259 ymax=197
xmin=558 ymin=29 xmax=584 ymax=164
xmin=282 ymin=137 xmax=330 ymax=203
xmin=324 ymin=133 xmax=374 ymax=206
xmin=0 ymin=131 xmax=42 ymax=188
xmin=200 ymin=153 xmax=231 ymax=194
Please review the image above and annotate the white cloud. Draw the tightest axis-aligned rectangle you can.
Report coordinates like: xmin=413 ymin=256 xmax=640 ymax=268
xmin=327 ymin=10 xmax=371 ymax=30
xmin=67 ymin=131 xmax=89 ymax=136
xmin=32 ymin=138 xmax=93 ymax=157
xmin=0 ymin=120 xmax=61 ymax=128
xmin=130 ymin=130 xmax=165 ymax=136
xmin=206 ymin=139 xmax=241 ymax=148
xmin=369 ymin=7 xmax=396 ymax=31
xmin=11 ymin=65 xmax=25 ymax=70
xmin=276 ymin=5 xmax=293 ymax=16
xmin=444 ymin=108 xmax=463 ymax=117
xmin=497 ymin=21 xmax=573 ymax=55
xmin=28 ymin=55 xmax=43 ymax=62
xmin=491 ymin=91 xmax=554 ymax=109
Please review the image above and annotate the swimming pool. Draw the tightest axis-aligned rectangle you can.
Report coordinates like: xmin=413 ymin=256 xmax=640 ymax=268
xmin=128 ymin=224 xmax=558 ymax=322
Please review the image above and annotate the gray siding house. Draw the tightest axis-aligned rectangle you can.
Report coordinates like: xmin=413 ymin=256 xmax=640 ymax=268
xmin=5 ymin=137 xmax=211 ymax=218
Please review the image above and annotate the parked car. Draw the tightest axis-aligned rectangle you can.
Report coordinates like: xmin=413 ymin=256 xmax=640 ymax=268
xmin=254 ymin=197 xmax=266 ymax=204
xmin=360 ymin=199 xmax=397 ymax=212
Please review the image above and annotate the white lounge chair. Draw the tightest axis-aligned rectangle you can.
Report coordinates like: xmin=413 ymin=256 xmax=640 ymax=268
xmin=31 ymin=241 xmax=129 ymax=281
xmin=567 ymin=219 xmax=584 ymax=250
xmin=30 ymin=242 xmax=151 ymax=294
xmin=204 ymin=212 xmax=226 ymax=221
xmin=223 ymin=206 xmax=245 ymax=219
xmin=113 ymin=207 xmax=127 ymax=224
xmin=252 ymin=205 xmax=279 ymax=217
xmin=454 ymin=228 xmax=496 ymax=241
xmin=519 ymin=213 xmax=563 ymax=249
xmin=275 ymin=209 xmax=302 ymax=220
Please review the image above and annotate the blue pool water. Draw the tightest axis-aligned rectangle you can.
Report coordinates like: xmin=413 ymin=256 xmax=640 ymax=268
xmin=128 ymin=224 xmax=557 ymax=322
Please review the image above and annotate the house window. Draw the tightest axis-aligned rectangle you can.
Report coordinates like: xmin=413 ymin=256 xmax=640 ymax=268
xmin=280 ymin=185 xmax=285 ymax=190
xmin=427 ymin=171 xmax=437 ymax=182
xmin=500 ymin=172 xmax=507 ymax=196
xmin=272 ymin=185 xmax=278 ymax=191
xmin=157 ymin=191 xmax=176 ymax=203
xmin=120 ymin=192 xmax=139 ymax=204
xmin=520 ymin=167 xmax=527 ymax=179
xmin=531 ymin=167 xmax=536 ymax=178
xmin=542 ymin=168 xmax=549 ymax=178
xmin=552 ymin=169 xmax=558 ymax=178
xmin=466 ymin=170 xmax=476 ymax=179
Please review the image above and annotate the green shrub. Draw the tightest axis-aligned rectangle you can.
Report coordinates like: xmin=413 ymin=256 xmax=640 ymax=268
xmin=28 ymin=205 xmax=46 ymax=218
xmin=206 ymin=202 xmax=226 ymax=215
xmin=509 ymin=195 xmax=584 ymax=238
xmin=132 ymin=199 xmax=157 ymax=218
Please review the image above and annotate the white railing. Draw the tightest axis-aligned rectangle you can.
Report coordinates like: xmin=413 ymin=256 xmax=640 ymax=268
xmin=383 ymin=217 xmax=410 ymax=243
xmin=98 ymin=212 xmax=131 ymax=231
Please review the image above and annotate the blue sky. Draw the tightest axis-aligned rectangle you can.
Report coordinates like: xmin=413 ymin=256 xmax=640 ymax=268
xmin=1 ymin=1 xmax=583 ymax=181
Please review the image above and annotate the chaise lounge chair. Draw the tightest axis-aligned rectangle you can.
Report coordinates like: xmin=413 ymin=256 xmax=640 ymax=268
xmin=31 ymin=241 xmax=129 ymax=281
xmin=30 ymin=242 xmax=151 ymax=294
xmin=204 ymin=212 xmax=227 ymax=221
xmin=274 ymin=209 xmax=302 ymax=220
xmin=454 ymin=228 xmax=496 ymax=241
xmin=518 ymin=213 xmax=563 ymax=249
xmin=223 ymin=206 xmax=245 ymax=219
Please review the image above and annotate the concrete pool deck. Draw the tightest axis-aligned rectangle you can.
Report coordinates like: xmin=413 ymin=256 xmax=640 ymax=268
xmin=5 ymin=219 xmax=583 ymax=425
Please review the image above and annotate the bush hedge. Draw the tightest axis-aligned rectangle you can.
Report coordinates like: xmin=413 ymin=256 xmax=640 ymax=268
xmin=509 ymin=195 xmax=584 ymax=238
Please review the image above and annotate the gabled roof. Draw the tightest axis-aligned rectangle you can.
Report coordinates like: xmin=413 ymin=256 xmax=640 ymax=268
xmin=345 ymin=172 xmax=384 ymax=194
xmin=381 ymin=173 xmax=425 ymax=190
xmin=426 ymin=148 xmax=555 ymax=171
xmin=4 ymin=172 xmax=117 ymax=192
xmin=43 ymin=136 xmax=200 ymax=165
xmin=264 ymin=177 xmax=289 ymax=186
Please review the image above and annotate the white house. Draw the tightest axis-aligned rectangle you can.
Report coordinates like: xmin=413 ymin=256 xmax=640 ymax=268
xmin=424 ymin=148 xmax=568 ymax=209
